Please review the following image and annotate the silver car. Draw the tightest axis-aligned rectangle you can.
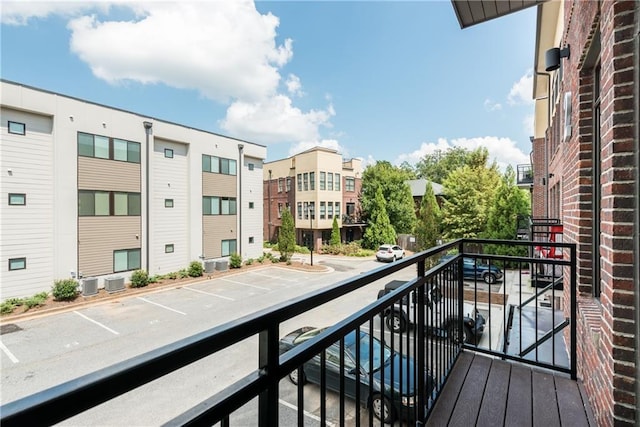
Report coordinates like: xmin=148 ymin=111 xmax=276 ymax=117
xmin=376 ymin=244 xmax=405 ymax=262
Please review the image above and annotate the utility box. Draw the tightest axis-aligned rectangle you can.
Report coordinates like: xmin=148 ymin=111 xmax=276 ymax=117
xmin=204 ymin=260 xmax=216 ymax=274
xmin=82 ymin=278 xmax=98 ymax=296
xmin=216 ymin=260 xmax=228 ymax=271
xmin=104 ymin=276 xmax=125 ymax=293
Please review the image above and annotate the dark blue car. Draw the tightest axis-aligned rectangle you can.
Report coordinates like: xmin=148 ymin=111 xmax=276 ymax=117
xmin=441 ymin=255 xmax=504 ymax=284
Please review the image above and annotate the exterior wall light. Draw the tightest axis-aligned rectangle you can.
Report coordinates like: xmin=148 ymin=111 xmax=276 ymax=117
xmin=545 ymin=45 xmax=570 ymax=71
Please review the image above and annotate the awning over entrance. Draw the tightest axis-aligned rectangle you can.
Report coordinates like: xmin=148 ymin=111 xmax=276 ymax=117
xmin=450 ymin=0 xmax=548 ymax=29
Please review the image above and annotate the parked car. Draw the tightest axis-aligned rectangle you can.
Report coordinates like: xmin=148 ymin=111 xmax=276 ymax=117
xmin=279 ymin=326 xmax=435 ymax=423
xmin=377 ymin=280 xmax=485 ymax=344
xmin=376 ymin=244 xmax=405 ymax=262
xmin=440 ymin=254 xmax=504 ymax=284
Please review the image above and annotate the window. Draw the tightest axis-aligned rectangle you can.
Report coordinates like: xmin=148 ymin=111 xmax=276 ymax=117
xmin=248 ymin=237 xmax=254 ymax=244
xmin=202 ymin=155 xmax=237 ymax=176
xmin=8 ymin=257 xmax=26 ymax=271
xmin=335 ymin=202 xmax=340 ymax=218
xmin=592 ymin=62 xmax=602 ymax=298
xmin=304 ymin=202 xmax=309 ymax=219
xmin=320 ymin=202 xmax=326 ymax=219
xmin=278 ymin=178 xmax=283 ymax=192
xmin=8 ymin=193 xmax=26 ymax=206
xmin=278 ymin=202 xmax=283 ymax=218
xmin=79 ymin=191 xmax=140 ymax=216
xmin=320 ymin=172 xmax=326 ymax=190
xmin=165 ymin=199 xmax=174 ymax=208
xmin=327 ymin=173 xmax=333 ymax=191
xmin=309 ymin=201 xmax=315 ymax=219
xmin=248 ymin=163 xmax=254 ymax=171
xmin=77 ymin=133 xmax=140 ymax=163
xmin=8 ymin=121 xmax=25 ymax=135
xmin=221 ymin=239 xmax=237 ymax=257
xmin=164 ymin=148 xmax=174 ymax=158
xmin=345 ymin=177 xmax=355 ymax=192
xmin=249 ymin=202 xmax=254 ymax=209
xmin=286 ymin=177 xmax=291 ymax=192
xmin=297 ymin=174 xmax=302 ymax=191
xmin=165 ymin=244 xmax=174 ymax=253
xmin=203 ymin=196 xmax=236 ymax=215
xmin=114 ymin=249 xmax=141 ymax=272
xmin=310 ymin=172 xmax=315 ymax=190
xmin=297 ymin=202 xmax=302 ymax=219
xmin=335 ymin=174 xmax=340 ymax=191
xmin=327 ymin=202 xmax=333 ymax=219
xmin=303 ymin=173 xmax=309 ymax=191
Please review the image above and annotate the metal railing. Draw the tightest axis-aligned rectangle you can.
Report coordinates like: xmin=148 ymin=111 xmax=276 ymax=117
xmin=0 ymin=239 xmax=576 ymax=426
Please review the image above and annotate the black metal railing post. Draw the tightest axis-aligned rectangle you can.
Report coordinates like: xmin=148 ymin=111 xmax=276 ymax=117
xmin=570 ymin=245 xmax=577 ymax=380
xmin=258 ymin=325 xmax=279 ymax=427
xmin=457 ymin=241 xmax=465 ymax=348
xmin=416 ymin=258 xmax=426 ymax=422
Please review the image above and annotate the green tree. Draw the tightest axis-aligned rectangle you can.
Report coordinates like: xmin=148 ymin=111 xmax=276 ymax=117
xmin=360 ymin=161 xmax=416 ymax=234
xmin=441 ymin=164 xmax=501 ymax=239
xmin=414 ymin=181 xmax=441 ymax=251
xmin=415 ymin=146 xmax=492 ymax=184
xmin=278 ymin=209 xmax=295 ymax=261
xmin=330 ymin=216 xmax=341 ymax=245
xmin=362 ymin=187 xmax=397 ymax=249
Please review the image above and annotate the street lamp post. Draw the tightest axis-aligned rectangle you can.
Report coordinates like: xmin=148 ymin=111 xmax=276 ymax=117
xmin=309 ymin=206 xmax=314 ymax=266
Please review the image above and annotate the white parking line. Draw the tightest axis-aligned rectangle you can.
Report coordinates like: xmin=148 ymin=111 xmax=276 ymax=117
xmin=249 ymin=271 xmax=297 ymax=282
xmin=183 ymin=286 xmax=234 ymax=301
xmin=278 ymin=399 xmax=336 ymax=427
xmin=74 ymin=311 xmax=120 ymax=335
xmin=220 ymin=277 xmax=269 ymax=290
xmin=0 ymin=340 xmax=19 ymax=363
xmin=137 ymin=297 xmax=187 ymax=315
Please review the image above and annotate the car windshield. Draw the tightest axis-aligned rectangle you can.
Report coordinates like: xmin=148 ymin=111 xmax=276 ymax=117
xmin=377 ymin=246 xmax=388 ymax=251
xmin=345 ymin=331 xmax=392 ymax=373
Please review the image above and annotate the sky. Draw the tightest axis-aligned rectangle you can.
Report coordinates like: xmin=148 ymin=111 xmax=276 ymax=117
xmin=1 ymin=1 xmax=537 ymax=172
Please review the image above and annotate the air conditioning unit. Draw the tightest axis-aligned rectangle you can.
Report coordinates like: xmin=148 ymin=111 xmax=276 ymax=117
xmin=82 ymin=278 xmax=98 ymax=296
xmin=204 ymin=260 xmax=216 ymax=274
xmin=104 ymin=276 xmax=125 ymax=293
xmin=216 ymin=260 xmax=228 ymax=271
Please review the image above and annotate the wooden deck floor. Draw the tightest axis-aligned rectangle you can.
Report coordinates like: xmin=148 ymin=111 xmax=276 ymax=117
xmin=426 ymin=351 xmax=596 ymax=427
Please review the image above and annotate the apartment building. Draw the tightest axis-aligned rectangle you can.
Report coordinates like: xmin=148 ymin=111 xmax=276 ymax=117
xmin=1 ymin=80 xmax=266 ymax=300
xmin=263 ymin=147 xmax=364 ymax=248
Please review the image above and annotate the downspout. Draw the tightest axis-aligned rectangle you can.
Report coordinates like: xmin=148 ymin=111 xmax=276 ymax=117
xmin=238 ymin=144 xmax=244 ymax=257
xmin=534 ymin=70 xmax=551 ymax=218
xmin=268 ymin=169 xmax=272 ymax=242
xmin=143 ymin=121 xmax=153 ymax=272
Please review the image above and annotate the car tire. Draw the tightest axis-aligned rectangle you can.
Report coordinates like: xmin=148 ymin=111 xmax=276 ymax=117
xmin=386 ymin=311 xmax=406 ymax=333
xmin=484 ymin=273 xmax=497 ymax=284
xmin=463 ymin=325 xmax=475 ymax=344
xmin=371 ymin=394 xmax=393 ymax=423
xmin=288 ymin=367 xmax=306 ymax=385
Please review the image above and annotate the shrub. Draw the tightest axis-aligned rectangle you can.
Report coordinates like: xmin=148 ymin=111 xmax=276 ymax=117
xmin=188 ymin=261 xmax=204 ymax=277
xmin=1 ymin=301 xmax=17 ymax=315
xmin=52 ymin=279 xmax=78 ymax=301
xmin=6 ymin=298 xmax=24 ymax=306
xmin=166 ymin=271 xmax=178 ymax=280
xmin=24 ymin=292 xmax=48 ymax=309
xmin=179 ymin=268 xmax=190 ymax=279
xmin=294 ymin=245 xmax=310 ymax=254
xmin=148 ymin=275 xmax=160 ymax=284
xmin=229 ymin=253 xmax=242 ymax=268
xmin=130 ymin=270 xmax=149 ymax=288
xmin=245 ymin=258 xmax=254 ymax=266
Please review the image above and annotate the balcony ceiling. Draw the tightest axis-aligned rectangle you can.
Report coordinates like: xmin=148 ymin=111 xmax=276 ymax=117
xmin=450 ymin=0 xmax=548 ymax=29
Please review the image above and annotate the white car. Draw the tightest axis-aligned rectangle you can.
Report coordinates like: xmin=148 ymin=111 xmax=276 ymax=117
xmin=376 ymin=244 xmax=405 ymax=262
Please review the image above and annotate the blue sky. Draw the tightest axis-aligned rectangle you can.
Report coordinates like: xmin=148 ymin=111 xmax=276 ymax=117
xmin=1 ymin=1 xmax=537 ymax=170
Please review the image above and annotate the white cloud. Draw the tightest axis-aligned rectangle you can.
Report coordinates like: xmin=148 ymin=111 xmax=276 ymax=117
xmin=507 ymin=70 xmax=534 ymax=106
xmin=0 ymin=1 xmax=106 ymax=25
xmin=285 ymin=74 xmax=304 ymax=97
xmin=484 ymin=99 xmax=502 ymax=111
xmin=394 ymin=136 xmax=529 ymax=172
xmin=523 ymin=114 xmax=534 ymax=137
xmin=220 ymin=95 xmax=334 ymax=144
xmin=288 ymin=139 xmax=346 ymax=157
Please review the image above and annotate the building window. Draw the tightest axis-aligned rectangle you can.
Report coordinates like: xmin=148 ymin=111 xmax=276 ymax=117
xmin=303 ymin=173 xmax=309 ymax=191
xmin=202 ymin=155 xmax=237 ymax=176
xmin=278 ymin=202 xmax=283 ymax=218
xmin=221 ymin=239 xmax=237 ymax=256
xmin=327 ymin=201 xmax=333 ymax=219
xmin=297 ymin=174 xmax=302 ymax=191
xmin=249 ymin=202 xmax=254 ymax=209
xmin=286 ymin=177 xmax=291 ymax=192
xmin=335 ymin=174 xmax=340 ymax=191
xmin=8 ymin=193 xmax=26 ymax=206
xmin=303 ymin=202 xmax=309 ymax=219
xmin=345 ymin=177 xmax=355 ymax=192
xmin=8 ymin=121 xmax=25 ymax=135
xmin=78 ymin=191 xmax=141 ymax=216
xmin=309 ymin=201 xmax=315 ymax=219
xmin=203 ymin=196 xmax=237 ymax=215
xmin=78 ymin=132 xmax=140 ymax=163
xmin=320 ymin=172 xmax=326 ymax=190
xmin=335 ymin=202 xmax=340 ymax=218
xmin=592 ymin=62 xmax=602 ymax=298
xmin=8 ymin=257 xmax=26 ymax=271
xmin=310 ymin=172 xmax=315 ymax=190
xmin=278 ymin=178 xmax=283 ymax=193
xmin=248 ymin=237 xmax=254 ymax=244
xmin=327 ymin=173 xmax=333 ymax=191
xmin=165 ymin=199 xmax=174 ymax=208
xmin=113 ymin=248 xmax=141 ymax=272
xmin=248 ymin=163 xmax=254 ymax=171
xmin=164 ymin=148 xmax=174 ymax=158
xmin=165 ymin=244 xmax=174 ymax=253
xmin=297 ymin=202 xmax=302 ymax=219
xmin=320 ymin=202 xmax=326 ymax=219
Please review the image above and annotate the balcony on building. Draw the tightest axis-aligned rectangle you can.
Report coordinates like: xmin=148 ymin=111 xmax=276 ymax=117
xmin=517 ymin=164 xmax=534 ymax=188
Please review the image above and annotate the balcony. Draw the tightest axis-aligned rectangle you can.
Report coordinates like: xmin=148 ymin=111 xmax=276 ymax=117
xmin=517 ymin=164 xmax=534 ymax=188
xmin=0 ymin=239 xmax=593 ymax=426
